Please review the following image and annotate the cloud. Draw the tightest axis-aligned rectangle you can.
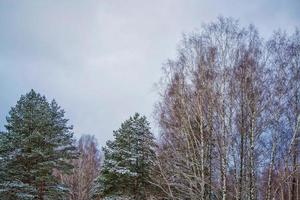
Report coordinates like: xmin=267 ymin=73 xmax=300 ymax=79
xmin=0 ymin=0 xmax=299 ymax=146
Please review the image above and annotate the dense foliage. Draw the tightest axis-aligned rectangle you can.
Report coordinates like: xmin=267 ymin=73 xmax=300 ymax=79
xmin=91 ymin=113 xmax=156 ymax=200
xmin=0 ymin=90 xmax=77 ymax=200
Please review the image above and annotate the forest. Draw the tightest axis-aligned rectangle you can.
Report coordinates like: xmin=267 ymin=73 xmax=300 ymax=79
xmin=0 ymin=17 xmax=299 ymax=200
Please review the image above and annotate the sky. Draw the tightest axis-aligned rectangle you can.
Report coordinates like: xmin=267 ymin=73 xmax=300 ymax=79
xmin=0 ymin=0 xmax=299 ymax=146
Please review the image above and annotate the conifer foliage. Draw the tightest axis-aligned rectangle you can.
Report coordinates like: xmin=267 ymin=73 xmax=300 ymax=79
xmin=91 ymin=113 xmax=156 ymax=200
xmin=0 ymin=90 xmax=77 ymax=200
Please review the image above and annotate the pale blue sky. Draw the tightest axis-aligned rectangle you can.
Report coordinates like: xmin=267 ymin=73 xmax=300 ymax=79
xmin=0 ymin=0 xmax=299 ymax=146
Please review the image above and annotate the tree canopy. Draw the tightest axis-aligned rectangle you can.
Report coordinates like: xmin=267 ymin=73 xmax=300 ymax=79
xmin=0 ymin=89 xmax=77 ymax=200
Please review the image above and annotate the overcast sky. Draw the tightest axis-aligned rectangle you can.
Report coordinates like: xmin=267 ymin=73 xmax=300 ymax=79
xmin=0 ymin=0 xmax=299 ymax=146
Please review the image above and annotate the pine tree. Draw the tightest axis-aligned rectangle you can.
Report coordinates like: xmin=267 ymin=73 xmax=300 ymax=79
xmin=91 ymin=113 xmax=156 ymax=200
xmin=0 ymin=89 xmax=77 ymax=200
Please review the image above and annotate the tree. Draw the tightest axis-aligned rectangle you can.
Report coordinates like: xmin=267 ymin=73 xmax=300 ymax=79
xmin=0 ymin=89 xmax=77 ymax=200
xmin=154 ymin=17 xmax=251 ymax=200
xmin=91 ymin=113 xmax=156 ymax=200
xmin=263 ymin=30 xmax=300 ymax=200
xmin=153 ymin=17 xmax=299 ymax=200
xmin=57 ymin=134 xmax=101 ymax=200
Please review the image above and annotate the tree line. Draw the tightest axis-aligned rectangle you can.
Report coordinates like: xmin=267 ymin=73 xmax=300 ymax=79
xmin=0 ymin=17 xmax=299 ymax=200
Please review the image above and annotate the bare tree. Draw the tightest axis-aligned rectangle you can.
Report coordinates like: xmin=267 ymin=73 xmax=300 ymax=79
xmin=153 ymin=18 xmax=299 ymax=200
xmin=58 ymin=135 xmax=101 ymax=200
xmin=265 ymin=30 xmax=300 ymax=200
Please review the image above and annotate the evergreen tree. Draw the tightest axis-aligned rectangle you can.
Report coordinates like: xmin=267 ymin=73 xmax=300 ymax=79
xmin=91 ymin=113 xmax=156 ymax=200
xmin=0 ymin=89 xmax=77 ymax=200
